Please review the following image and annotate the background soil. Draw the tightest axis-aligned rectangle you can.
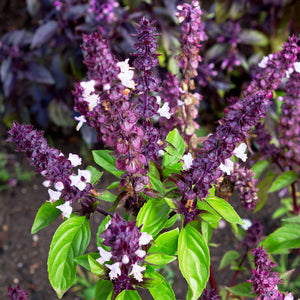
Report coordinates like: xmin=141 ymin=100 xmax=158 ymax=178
xmin=0 ymin=122 xmax=293 ymax=300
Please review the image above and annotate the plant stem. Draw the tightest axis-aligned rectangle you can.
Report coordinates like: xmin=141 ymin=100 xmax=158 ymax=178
xmin=209 ymin=264 xmax=217 ymax=290
xmin=291 ymin=182 xmax=299 ymax=215
xmin=225 ymin=250 xmax=248 ymax=300
xmin=96 ymin=206 xmax=111 ymax=217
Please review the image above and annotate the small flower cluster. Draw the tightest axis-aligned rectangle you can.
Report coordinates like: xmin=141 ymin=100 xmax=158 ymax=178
xmin=230 ymin=163 xmax=258 ymax=210
xmin=7 ymin=122 xmax=97 ymax=218
xmin=89 ymin=0 xmax=119 ymax=23
xmin=249 ymin=246 xmax=292 ymax=299
xmin=97 ymin=214 xmax=152 ymax=295
xmin=199 ymin=288 xmax=221 ymax=300
xmin=242 ymin=221 xmax=263 ymax=249
xmin=8 ymin=285 xmax=28 ymax=300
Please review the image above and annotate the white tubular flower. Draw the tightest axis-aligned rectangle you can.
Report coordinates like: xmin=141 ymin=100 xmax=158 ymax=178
xmin=139 ymin=232 xmax=153 ymax=246
xmin=135 ymin=249 xmax=146 ymax=258
xmin=80 ymin=80 xmax=100 ymax=111
xmin=294 ymin=62 xmax=300 ymax=73
xmin=241 ymin=218 xmax=252 ymax=231
xmin=129 ymin=263 xmax=146 ymax=282
xmin=158 ymin=102 xmax=172 ymax=119
xmin=105 ymin=262 xmax=121 ymax=280
xmin=68 ymin=153 xmax=82 ymax=167
xmin=74 ymin=115 xmax=86 ymax=131
xmin=182 ymin=153 xmax=194 ymax=170
xmin=54 ymin=181 xmax=64 ymax=191
xmin=122 ymin=255 xmax=129 ymax=264
xmin=219 ymin=158 xmax=234 ymax=175
xmin=97 ymin=247 xmax=112 ymax=265
xmin=233 ymin=143 xmax=248 ymax=162
xmin=117 ymin=59 xmax=135 ymax=89
xmin=57 ymin=201 xmax=72 ymax=219
xmin=258 ymin=56 xmax=269 ymax=68
xmin=70 ymin=169 xmax=91 ymax=191
xmin=42 ymin=180 xmax=51 ymax=187
xmin=284 ymin=293 xmax=294 ymax=300
xmin=48 ymin=188 xmax=61 ymax=203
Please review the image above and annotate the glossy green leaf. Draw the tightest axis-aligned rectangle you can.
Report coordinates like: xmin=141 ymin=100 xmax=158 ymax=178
xmin=282 ymin=215 xmax=300 ymax=224
xmin=92 ymin=150 xmax=124 ymax=178
xmin=203 ymin=197 xmax=243 ymax=225
xmin=164 ymin=213 xmax=178 ymax=229
xmin=88 ymin=255 xmax=106 ymax=277
xmin=115 ymin=290 xmax=141 ymax=300
xmin=48 ymin=216 xmax=91 ymax=298
xmin=94 ymin=279 xmax=113 ymax=300
xmin=162 ymin=163 xmax=183 ymax=177
xmin=269 ymin=171 xmax=298 ymax=193
xmin=178 ymin=225 xmax=210 ymax=300
xmin=149 ymin=228 xmax=179 ymax=256
xmin=255 ymin=171 xmax=275 ymax=212
xmin=86 ymin=165 xmax=103 ymax=185
xmin=226 ymin=282 xmax=255 ymax=297
xmin=98 ymin=190 xmax=117 ymax=202
xmin=145 ymin=266 xmax=176 ymax=300
xmin=251 ymin=160 xmax=270 ymax=179
xmin=163 ymin=129 xmax=185 ymax=167
xmin=145 ymin=253 xmax=176 ymax=266
xmin=106 ymin=181 xmax=120 ymax=189
xmin=239 ymin=29 xmax=269 ymax=46
xmin=219 ymin=250 xmax=240 ymax=270
xmin=262 ymin=224 xmax=300 ymax=253
xmin=96 ymin=215 xmax=112 ymax=248
xmin=148 ymin=172 xmax=165 ymax=195
xmin=201 ymin=222 xmax=212 ymax=244
xmin=200 ymin=212 xmax=221 ymax=228
xmin=74 ymin=252 xmax=99 ymax=272
xmin=31 ymin=199 xmax=64 ymax=234
xmin=137 ymin=198 xmax=171 ymax=236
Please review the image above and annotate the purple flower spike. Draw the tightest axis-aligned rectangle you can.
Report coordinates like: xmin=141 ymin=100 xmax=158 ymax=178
xmin=97 ymin=214 xmax=152 ymax=295
xmin=8 ymin=285 xmax=28 ymax=300
xmin=199 ymin=288 xmax=221 ymax=300
xmin=242 ymin=221 xmax=263 ymax=249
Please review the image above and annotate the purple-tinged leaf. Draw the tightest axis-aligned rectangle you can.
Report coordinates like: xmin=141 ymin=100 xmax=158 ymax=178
xmin=2 ymin=29 xmax=32 ymax=47
xmin=31 ymin=21 xmax=58 ymax=49
xmin=21 ymin=63 xmax=54 ymax=84
xmin=1 ymin=58 xmax=15 ymax=97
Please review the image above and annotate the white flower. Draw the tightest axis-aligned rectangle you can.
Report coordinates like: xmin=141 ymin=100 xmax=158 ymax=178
xmin=285 ymin=67 xmax=294 ymax=78
xmin=294 ymin=62 xmax=300 ymax=73
xmin=158 ymin=102 xmax=172 ymax=119
xmin=42 ymin=180 xmax=51 ymax=187
xmin=105 ymin=262 xmax=121 ymax=280
xmin=233 ymin=143 xmax=248 ymax=162
xmin=54 ymin=181 xmax=64 ymax=191
xmin=284 ymin=293 xmax=294 ymax=300
xmin=182 ymin=153 xmax=193 ymax=170
xmin=129 ymin=263 xmax=146 ymax=282
xmin=57 ymin=201 xmax=72 ymax=218
xmin=219 ymin=159 xmax=234 ymax=175
xmin=103 ymin=83 xmax=111 ymax=91
xmin=80 ymin=80 xmax=100 ymax=111
xmin=86 ymin=94 xmax=100 ymax=111
xmin=139 ymin=232 xmax=153 ymax=246
xmin=74 ymin=115 xmax=86 ymax=131
xmin=97 ymin=247 xmax=112 ymax=265
xmin=105 ymin=220 xmax=111 ymax=230
xmin=48 ymin=188 xmax=61 ymax=203
xmin=68 ymin=153 xmax=82 ymax=167
xmin=177 ymin=99 xmax=185 ymax=106
xmin=158 ymin=149 xmax=164 ymax=157
xmin=241 ymin=218 xmax=252 ymax=231
xmin=122 ymin=255 xmax=129 ymax=264
xmin=117 ymin=59 xmax=135 ymax=89
xmin=135 ymin=249 xmax=146 ymax=258
xmin=69 ymin=169 xmax=91 ymax=191
xmin=258 ymin=56 xmax=269 ymax=68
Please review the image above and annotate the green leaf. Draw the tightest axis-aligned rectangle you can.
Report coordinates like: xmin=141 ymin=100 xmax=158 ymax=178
xmin=164 ymin=213 xmax=178 ymax=229
xmin=74 ymin=252 xmax=99 ymax=272
xmin=262 ymin=224 xmax=300 ymax=253
xmin=251 ymin=160 xmax=270 ymax=179
xmin=86 ymin=165 xmax=103 ymax=185
xmin=163 ymin=129 xmax=185 ymax=167
xmin=201 ymin=197 xmax=243 ymax=225
xmin=94 ymin=279 xmax=113 ymax=300
xmin=148 ymin=172 xmax=165 ymax=195
xmin=149 ymin=228 xmax=179 ymax=256
xmin=239 ymin=29 xmax=269 ymax=46
xmin=88 ymin=255 xmax=106 ymax=277
xmin=136 ymin=198 xmax=171 ymax=236
xmin=219 ymin=250 xmax=240 ymax=270
xmin=31 ymin=200 xmax=64 ymax=234
xmin=269 ymin=171 xmax=298 ymax=193
xmin=98 ymin=190 xmax=117 ymax=202
xmin=162 ymin=163 xmax=183 ymax=177
xmin=282 ymin=215 xmax=300 ymax=224
xmin=145 ymin=266 xmax=176 ymax=300
xmin=200 ymin=212 xmax=221 ymax=228
xmin=115 ymin=290 xmax=141 ymax=300
xmin=96 ymin=216 xmax=112 ymax=248
xmin=106 ymin=181 xmax=120 ymax=189
xmin=254 ymin=170 xmax=275 ymax=212
xmin=201 ymin=222 xmax=212 ymax=244
xmin=226 ymin=282 xmax=255 ymax=297
xmin=92 ymin=150 xmax=124 ymax=178
xmin=145 ymin=253 xmax=176 ymax=266
xmin=48 ymin=216 xmax=91 ymax=298
xmin=178 ymin=225 xmax=210 ymax=300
